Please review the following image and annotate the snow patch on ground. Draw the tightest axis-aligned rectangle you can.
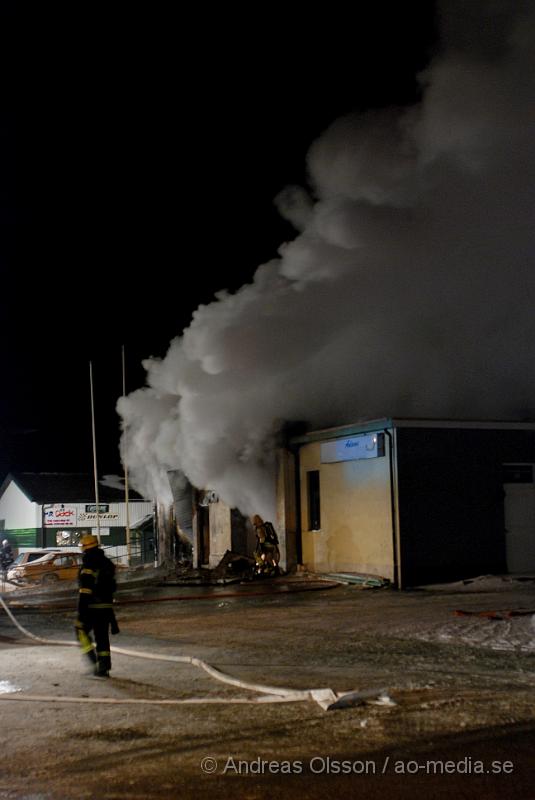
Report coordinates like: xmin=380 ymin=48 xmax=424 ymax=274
xmin=418 ymin=574 xmax=535 ymax=593
xmin=421 ymin=614 xmax=535 ymax=653
xmin=0 ymin=680 xmax=21 ymax=694
xmin=405 ymin=576 xmax=535 ymax=653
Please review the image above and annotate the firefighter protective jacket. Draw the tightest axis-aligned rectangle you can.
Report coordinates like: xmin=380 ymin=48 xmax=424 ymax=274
xmin=78 ymin=547 xmax=117 ymax=615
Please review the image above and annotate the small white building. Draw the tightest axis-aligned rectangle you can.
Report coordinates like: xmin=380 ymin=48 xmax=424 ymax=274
xmin=0 ymin=473 xmax=155 ymax=564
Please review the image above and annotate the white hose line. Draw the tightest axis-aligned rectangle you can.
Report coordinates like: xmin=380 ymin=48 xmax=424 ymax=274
xmin=0 ymin=594 xmax=339 ymax=709
xmin=0 ymin=595 xmax=77 ymax=647
xmin=111 ymin=645 xmax=311 ymax=699
xmin=0 ymin=693 xmax=305 ymax=705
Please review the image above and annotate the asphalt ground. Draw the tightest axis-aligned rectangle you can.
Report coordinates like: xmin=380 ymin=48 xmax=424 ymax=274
xmin=0 ymin=576 xmax=534 ymax=799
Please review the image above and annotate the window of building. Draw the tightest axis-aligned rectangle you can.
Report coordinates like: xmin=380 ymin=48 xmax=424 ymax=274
xmin=307 ymin=470 xmax=321 ymax=531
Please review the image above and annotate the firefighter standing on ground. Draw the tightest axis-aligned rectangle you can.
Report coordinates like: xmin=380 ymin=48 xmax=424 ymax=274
xmin=75 ymin=534 xmax=119 ymax=677
xmin=0 ymin=539 xmax=14 ymax=577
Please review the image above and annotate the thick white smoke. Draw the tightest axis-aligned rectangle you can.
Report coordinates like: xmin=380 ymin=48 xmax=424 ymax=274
xmin=118 ymin=1 xmax=535 ymax=519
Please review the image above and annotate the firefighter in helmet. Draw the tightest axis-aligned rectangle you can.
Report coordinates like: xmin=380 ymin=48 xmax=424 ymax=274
xmin=75 ymin=534 xmax=119 ymax=677
xmin=252 ymin=515 xmax=281 ymax=577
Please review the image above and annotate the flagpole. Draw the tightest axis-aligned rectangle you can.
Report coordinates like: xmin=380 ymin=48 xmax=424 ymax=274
xmin=122 ymin=346 xmax=131 ymax=565
xmin=89 ymin=361 xmax=101 ymax=543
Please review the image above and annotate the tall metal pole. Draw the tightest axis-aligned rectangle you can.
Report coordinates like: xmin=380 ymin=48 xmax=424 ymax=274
xmin=122 ymin=346 xmax=131 ymax=565
xmin=89 ymin=361 xmax=101 ymax=543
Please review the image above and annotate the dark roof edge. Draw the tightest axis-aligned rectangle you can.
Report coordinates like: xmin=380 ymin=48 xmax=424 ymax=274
xmin=0 ymin=472 xmax=21 ymax=500
xmin=392 ymin=418 xmax=535 ymax=430
xmin=0 ymin=472 xmax=148 ymax=503
xmin=290 ymin=418 xmax=393 ymax=445
xmin=290 ymin=417 xmax=535 ymax=445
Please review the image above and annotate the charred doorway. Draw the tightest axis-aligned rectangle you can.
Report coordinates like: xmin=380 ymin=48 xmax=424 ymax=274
xmin=197 ymin=502 xmax=210 ymax=567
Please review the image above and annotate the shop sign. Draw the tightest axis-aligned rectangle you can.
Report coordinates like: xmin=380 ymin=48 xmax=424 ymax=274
xmin=43 ymin=504 xmax=78 ymax=526
xmin=321 ymin=433 xmax=382 ymax=463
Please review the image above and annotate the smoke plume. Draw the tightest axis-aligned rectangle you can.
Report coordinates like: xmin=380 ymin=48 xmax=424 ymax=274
xmin=118 ymin=1 xmax=535 ymax=519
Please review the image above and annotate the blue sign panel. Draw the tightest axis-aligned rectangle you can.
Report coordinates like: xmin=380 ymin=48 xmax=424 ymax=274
xmin=320 ymin=433 xmax=381 ymax=463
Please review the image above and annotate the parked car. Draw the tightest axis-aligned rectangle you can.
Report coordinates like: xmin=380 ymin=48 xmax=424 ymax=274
xmin=8 ymin=551 xmax=83 ymax=585
xmin=8 ymin=548 xmax=62 ymax=572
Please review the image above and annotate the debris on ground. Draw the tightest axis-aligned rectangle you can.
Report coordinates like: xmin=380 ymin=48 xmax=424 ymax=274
xmin=165 ymin=551 xmax=257 ymax=585
xmin=369 ymin=691 xmax=397 ymax=707
xmin=212 ymin=550 xmax=256 ymax=582
xmin=416 ymin=573 xmax=535 ymax=592
xmin=326 ymin=687 xmax=396 ymax=711
xmin=323 ymin=572 xmax=391 ymax=588
xmin=453 ymin=608 xmax=535 ymax=620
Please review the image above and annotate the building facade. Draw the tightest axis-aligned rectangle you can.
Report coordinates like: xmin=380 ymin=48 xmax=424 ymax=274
xmin=0 ymin=473 xmax=155 ymax=564
xmin=285 ymin=419 xmax=535 ymax=587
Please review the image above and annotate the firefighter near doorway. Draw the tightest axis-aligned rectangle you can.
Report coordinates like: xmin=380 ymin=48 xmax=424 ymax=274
xmin=252 ymin=515 xmax=281 ymax=577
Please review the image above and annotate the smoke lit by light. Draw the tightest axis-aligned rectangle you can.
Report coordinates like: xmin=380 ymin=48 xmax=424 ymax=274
xmin=118 ymin=1 xmax=535 ymax=518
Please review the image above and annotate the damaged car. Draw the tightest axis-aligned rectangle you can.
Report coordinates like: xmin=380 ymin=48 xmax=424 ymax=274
xmin=8 ymin=551 xmax=82 ymax=585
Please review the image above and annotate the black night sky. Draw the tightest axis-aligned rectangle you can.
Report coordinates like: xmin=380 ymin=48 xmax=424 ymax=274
xmin=1 ymin=3 xmax=438 ymax=481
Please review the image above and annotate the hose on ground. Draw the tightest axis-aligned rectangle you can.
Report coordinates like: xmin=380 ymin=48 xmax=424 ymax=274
xmin=0 ymin=594 xmax=350 ymax=710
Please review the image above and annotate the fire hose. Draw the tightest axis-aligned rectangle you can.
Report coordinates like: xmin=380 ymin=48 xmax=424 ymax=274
xmin=0 ymin=594 xmax=388 ymax=711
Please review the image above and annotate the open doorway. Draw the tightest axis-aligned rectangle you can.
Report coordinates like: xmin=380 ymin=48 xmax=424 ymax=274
xmin=196 ymin=498 xmax=210 ymax=567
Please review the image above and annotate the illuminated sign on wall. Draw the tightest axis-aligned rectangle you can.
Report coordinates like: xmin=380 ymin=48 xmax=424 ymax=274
xmin=320 ymin=433 xmax=384 ymax=463
xmin=44 ymin=504 xmax=78 ymax=527
xmin=79 ymin=511 xmax=119 ymax=522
